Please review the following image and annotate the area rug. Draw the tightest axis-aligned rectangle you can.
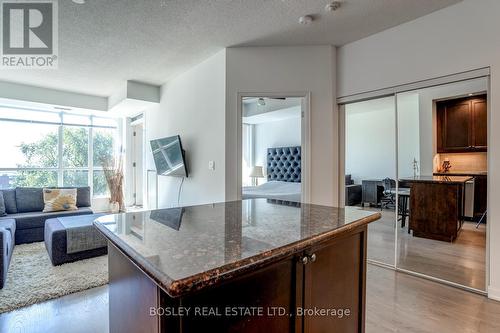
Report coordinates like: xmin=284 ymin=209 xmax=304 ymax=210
xmin=0 ymin=242 xmax=108 ymax=313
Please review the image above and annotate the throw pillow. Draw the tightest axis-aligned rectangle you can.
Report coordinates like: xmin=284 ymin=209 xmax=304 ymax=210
xmin=43 ymin=188 xmax=78 ymax=212
xmin=0 ymin=191 xmax=6 ymax=216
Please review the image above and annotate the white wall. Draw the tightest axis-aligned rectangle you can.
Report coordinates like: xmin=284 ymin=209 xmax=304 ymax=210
xmin=146 ymin=50 xmax=226 ymax=208
xmin=344 ymin=94 xmax=420 ymax=182
xmin=337 ymin=0 xmax=500 ymax=300
xmin=345 ymin=97 xmax=396 ymax=184
xmin=397 ymin=93 xmax=420 ymax=178
xmin=226 ymin=46 xmax=337 ymax=206
xmin=253 ymin=116 xmax=301 ymax=183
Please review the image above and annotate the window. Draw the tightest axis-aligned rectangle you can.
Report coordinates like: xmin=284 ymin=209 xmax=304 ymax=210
xmin=63 ymin=127 xmax=89 ymax=167
xmin=92 ymin=170 xmax=109 ymax=196
xmin=0 ymin=122 xmax=58 ymax=168
xmin=0 ymin=105 xmax=119 ymax=197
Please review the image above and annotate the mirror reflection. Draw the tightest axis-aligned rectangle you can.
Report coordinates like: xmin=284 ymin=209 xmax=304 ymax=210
xmin=344 ymin=96 xmax=397 ymax=265
xmin=397 ymin=77 xmax=488 ymax=291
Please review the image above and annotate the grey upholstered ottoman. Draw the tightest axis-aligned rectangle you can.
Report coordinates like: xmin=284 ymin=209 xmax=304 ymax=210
xmin=44 ymin=214 xmax=108 ymax=266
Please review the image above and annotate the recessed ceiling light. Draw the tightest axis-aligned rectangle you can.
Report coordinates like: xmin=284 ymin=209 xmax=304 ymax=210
xmin=257 ymin=98 xmax=266 ymax=106
xmin=72 ymin=0 xmax=86 ymax=4
xmin=299 ymin=15 xmax=314 ymax=25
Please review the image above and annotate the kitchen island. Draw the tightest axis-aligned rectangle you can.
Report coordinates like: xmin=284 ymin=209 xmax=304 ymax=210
xmin=402 ymin=176 xmax=472 ymax=242
xmin=94 ymin=199 xmax=381 ymax=333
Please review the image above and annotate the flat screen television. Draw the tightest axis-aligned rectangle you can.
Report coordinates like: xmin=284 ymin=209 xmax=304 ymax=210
xmin=149 ymin=208 xmax=184 ymax=231
xmin=150 ymin=135 xmax=188 ymax=177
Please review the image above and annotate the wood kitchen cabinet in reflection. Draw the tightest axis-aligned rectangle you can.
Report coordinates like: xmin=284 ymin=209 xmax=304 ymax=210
xmin=402 ymin=176 xmax=471 ymax=242
xmin=436 ymin=94 xmax=487 ymax=153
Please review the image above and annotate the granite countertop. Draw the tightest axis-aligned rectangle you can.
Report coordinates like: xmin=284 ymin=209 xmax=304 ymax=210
xmin=401 ymin=175 xmax=473 ymax=184
xmin=433 ymin=171 xmax=487 ymax=177
xmin=94 ymin=199 xmax=381 ymax=298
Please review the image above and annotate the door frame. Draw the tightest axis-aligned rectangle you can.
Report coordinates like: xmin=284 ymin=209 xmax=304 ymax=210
xmin=237 ymin=92 xmax=311 ymax=203
xmin=125 ymin=113 xmax=146 ymax=207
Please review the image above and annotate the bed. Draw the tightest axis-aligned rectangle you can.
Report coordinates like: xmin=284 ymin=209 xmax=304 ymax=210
xmin=242 ymin=146 xmax=301 ymax=202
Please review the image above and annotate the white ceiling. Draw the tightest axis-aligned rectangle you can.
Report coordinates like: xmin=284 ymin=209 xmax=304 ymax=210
xmin=0 ymin=0 xmax=462 ymax=97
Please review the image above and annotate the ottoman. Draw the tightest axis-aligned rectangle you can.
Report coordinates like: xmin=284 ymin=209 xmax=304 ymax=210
xmin=44 ymin=214 xmax=108 ymax=266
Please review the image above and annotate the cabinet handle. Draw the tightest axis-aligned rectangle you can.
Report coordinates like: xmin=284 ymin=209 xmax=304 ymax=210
xmin=301 ymin=256 xmax=309 ymax=265
xmin=309 ymin=253 xmax=317 ymax=262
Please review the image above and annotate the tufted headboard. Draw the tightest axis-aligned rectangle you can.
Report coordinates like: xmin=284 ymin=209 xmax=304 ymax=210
xmin=266 ymin=146 xmax=301 ymax=183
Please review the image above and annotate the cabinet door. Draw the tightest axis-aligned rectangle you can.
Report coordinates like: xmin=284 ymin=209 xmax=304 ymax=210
xmin=472 ymin=97 xmax=487 ymax=150
xmin=438 ymin=99 xmax=471 ymax=152
xmin=179 ymin=257 xmax=301 ymax=333
xmin=303 ymin=228 xmax=367 ymax=333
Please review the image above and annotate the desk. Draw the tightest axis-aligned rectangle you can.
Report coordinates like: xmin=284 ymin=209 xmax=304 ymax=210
xmin=361 ymin=179 xmax=384 ymax=207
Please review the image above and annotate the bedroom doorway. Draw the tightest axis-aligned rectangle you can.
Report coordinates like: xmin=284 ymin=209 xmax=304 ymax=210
xmin=240 ymin=95 xmax=307 ymax=203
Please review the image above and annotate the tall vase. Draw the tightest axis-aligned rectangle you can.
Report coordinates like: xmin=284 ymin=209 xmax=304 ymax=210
xmin=109 ymin=201 xmax=120 ymax=213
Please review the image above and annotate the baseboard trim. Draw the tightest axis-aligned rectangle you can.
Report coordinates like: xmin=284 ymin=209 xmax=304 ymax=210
xmin=488 ymin=286 xmax=500 ymax=301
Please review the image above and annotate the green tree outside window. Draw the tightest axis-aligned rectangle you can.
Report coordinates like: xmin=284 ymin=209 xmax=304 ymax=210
xmin=13 ymin=127 xmax=114 ymax=192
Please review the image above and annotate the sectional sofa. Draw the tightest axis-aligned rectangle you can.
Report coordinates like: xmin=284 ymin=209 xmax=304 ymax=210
xmin=0 ymin=187 xmax=94 ymax=288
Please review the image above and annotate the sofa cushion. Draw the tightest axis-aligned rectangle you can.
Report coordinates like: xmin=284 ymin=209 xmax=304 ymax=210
xmin=43 ymin=188 xmax=78 ymax=212
xmin=1 ymin=189 xmax=17 ymax=214
xmin=2 ymin=207 xmax=93 ymax=230
xmin=15 ymin=187 xmax=44 ymax=213
xmin=75 ymin=187 xmax=91 ymax=207
xmin=49 ymin=187 xmax=91 ymax=207
xmin=0 ymin=192 xmax=6 ymax=217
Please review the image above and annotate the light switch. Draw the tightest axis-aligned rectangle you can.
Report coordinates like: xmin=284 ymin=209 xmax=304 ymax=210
xmin=208 ymin=160 xmax=215 ymax=170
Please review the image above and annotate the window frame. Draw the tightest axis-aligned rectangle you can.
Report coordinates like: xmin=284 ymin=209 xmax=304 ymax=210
xmin=0 ymin=107 xmax=119 ymax=198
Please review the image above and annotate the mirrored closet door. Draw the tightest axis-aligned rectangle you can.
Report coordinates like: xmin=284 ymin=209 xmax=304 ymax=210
xmin=341 ymin=74 xmax=489 ymax=292
xmin=396 ymin=77 xmax=488 ymax=291
xmin=344 ymin=96 xmax=397 ymax=266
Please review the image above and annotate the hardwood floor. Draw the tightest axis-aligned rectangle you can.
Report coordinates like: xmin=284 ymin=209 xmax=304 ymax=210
xmin=0 ymin=285 xmax=108 ymax=333
xmin=363 ymin=206 xmax=486 ymax=290
xmin=366 ymin=265 xmax=500 ymax=333
xmin=1 ymin=265 xmax=498 ymax=333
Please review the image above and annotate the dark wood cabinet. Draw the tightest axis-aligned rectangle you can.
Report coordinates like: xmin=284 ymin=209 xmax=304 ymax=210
xmin=303 ymin=232 xmax=365 ymax=333
xmin=474 ymin=175 xmax=487 ymax=217
xmin=472 ymin=98 xmax=487 ymax=149
xmin=407 ymin=180 xmax=465 ymax=242
xmin=437 ymin=94 xmax=487 ymax=153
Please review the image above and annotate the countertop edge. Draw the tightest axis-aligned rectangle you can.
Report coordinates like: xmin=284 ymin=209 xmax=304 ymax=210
xmin=433 ymin=172 xmax=487 ymax=177
xmin=402 ymin=177 xmax=473 ymax=184
xmin=94 ymin=211 xmax=381 ymax=298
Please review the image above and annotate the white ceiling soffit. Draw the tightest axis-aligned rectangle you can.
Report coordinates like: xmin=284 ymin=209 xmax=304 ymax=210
xmin=0 ymin=80 xmax=108 ymax=111
xmin=243 ymin=97 xmax=302 ymax=117
xmin=0 ymin=80 xmax=160 ymax=115
xmin=243 ymin=105 xmax=301 ymax=125
xmin=108 ymin=80 xmax=161 ymax=117
xmin=0 ymin=0 xmax=462 ymax=97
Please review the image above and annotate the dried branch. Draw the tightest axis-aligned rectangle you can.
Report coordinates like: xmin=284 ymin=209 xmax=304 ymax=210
xmin=100 ymin=153 xmax=124 ymax=212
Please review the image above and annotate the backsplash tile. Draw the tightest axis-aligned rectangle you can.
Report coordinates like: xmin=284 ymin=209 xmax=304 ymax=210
xmin=434 ymin=152 xmax=487 ymax=172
